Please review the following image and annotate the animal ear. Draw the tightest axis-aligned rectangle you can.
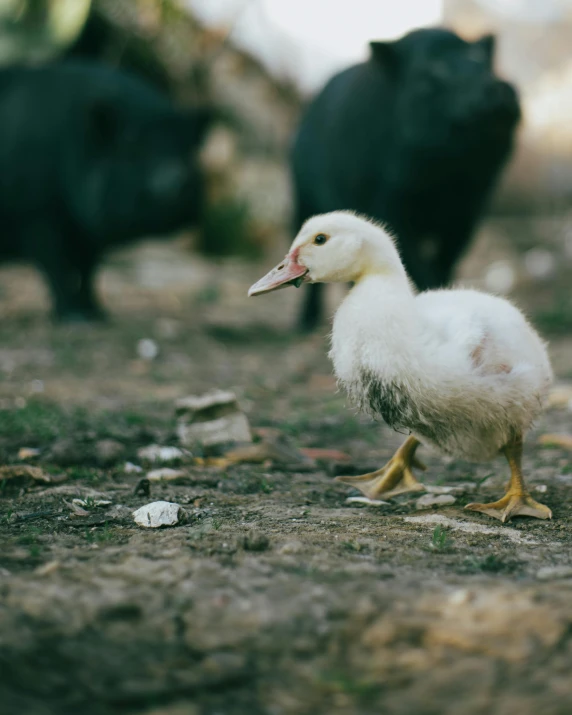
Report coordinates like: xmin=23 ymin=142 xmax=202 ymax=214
xmin=87 ymin=97 xmax=119 ymax=146
xmin=369 ymin=41 xmax=400 ymax=74
xmin=475 ymin=33 xmax=496 ymax=64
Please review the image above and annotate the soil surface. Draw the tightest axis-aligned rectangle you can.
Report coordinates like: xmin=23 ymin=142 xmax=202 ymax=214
xmin=1 ymin=240 xmax=572 ymax=715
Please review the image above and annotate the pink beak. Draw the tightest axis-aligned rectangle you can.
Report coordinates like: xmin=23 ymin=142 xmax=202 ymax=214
xmin=248 ymin=253 xmax=309 ymax=297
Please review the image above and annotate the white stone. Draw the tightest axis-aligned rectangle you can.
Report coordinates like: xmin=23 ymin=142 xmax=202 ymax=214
xmin=176 ymin=390 xmax=252 ymax=448
xmin=416 ymin=493 xmax=456 ymax=509
xmin=425 ymin=483 xmax=476 ymax=495
xmin=137 ymin=445 xmax=186 ymax=463
xmin=136 ymin=338 xmax=159 ymax=360
xmin=124 ymin=462 xmax=143 ymax=473
xmin=175 ymin=389 xmax=240 ymax=414
xmin=346 ymin=496 xmax=390 ymax=506
xmin=484 ymin=260 xmax=515 ymax=295
xmin=132 ymin=501 xmax=184 ymax=528
xmin=178 ymin=414 xmax=252 ymax=447
xmin=524 ymin=248 xmax=555 ymax=279
xmin=146 ymin=468 xmax=187 ymax=482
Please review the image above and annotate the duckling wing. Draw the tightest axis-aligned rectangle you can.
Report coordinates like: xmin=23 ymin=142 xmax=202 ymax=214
xmin=415 ymin=288 xmax=551 ymax=380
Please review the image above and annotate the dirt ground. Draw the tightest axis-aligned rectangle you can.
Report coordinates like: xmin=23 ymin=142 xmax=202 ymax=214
xmin=1 ymin=236 xmax=572 ymax=715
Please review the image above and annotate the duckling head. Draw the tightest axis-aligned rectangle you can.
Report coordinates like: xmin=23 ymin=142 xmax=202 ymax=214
xmin=249 ymin=211 xmax=406 ymax=297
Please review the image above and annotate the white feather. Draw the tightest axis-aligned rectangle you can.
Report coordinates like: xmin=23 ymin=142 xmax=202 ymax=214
xmin=293 ymin=212 xmax=553 ymax=461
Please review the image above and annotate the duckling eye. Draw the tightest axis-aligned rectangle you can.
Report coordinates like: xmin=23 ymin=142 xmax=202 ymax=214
xmin=313 ymin=233 xmax=329 ymax=246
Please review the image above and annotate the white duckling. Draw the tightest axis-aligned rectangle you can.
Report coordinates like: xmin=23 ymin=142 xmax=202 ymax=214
xmin=249 ymin=211 xmax=553 ymax=522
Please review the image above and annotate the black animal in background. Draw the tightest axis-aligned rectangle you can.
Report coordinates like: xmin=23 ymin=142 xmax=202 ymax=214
xmin=291 ymin=28 xmax=521 ymax=331
xmin=0 ymin=61 xmax=212 ymax=321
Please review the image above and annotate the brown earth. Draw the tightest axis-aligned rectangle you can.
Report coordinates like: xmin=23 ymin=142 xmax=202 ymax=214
xmin=1 ymin=238 xmax=572 ymax=715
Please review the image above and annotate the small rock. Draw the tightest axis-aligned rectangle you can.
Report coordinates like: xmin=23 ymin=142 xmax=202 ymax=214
xmin=536 ymin=566 xmax=572 ymax=581
xmin=0 ymin=464 xmax=60 ymax=494
xmin=94 ymin=439 xmax=125 ymax=467
xmin=30 ymin=379 xmax=44 ymax=393
xmin=137 ymin=445 xmax=187 ymax=463
xmin=425 ymin=483 xmax=476 ymax=495
xmin=176 ymin=389 xmax=252 ymax=447
xmin=17 ymin=447 xmax=40 ymax=460
xmin=146 ymin=468 xmax=188 ymax=483
xmin=132 ymin=501 xmax=185 ymax=528
xmin=124 ymin=462 xmax=143 ymax=474
xmin=416 ymin=493 xmax=457 ymax=510
xmin=524 ymin=248 xmax=555 ymax=279
xmin=423 ymin=485 xmax=454 ymax=494
xmin=534 ymin=484 xmax=547 ymax=493
xmin=137 ymin=338 xmax=159 ymax=360
xmin=484 ymin=260 xmax=515 ymax=294
xmin=346 ymin=496 xmax=390 ymax=507
xmin=240 ymin=530 xmax=270 ymax=552
xmin=67 ymin=501 xmax=90 ymax=517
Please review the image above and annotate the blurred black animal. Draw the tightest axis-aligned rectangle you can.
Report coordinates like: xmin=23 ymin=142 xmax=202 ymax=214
xmin=291 ymin=28 xmax=521 ymax=330
xmin=0 ymin=61 xmax=212 ymax=321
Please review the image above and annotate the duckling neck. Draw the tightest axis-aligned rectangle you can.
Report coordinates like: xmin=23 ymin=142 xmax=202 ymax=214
xmin=330 ymin=273 xmax=421 ymax=386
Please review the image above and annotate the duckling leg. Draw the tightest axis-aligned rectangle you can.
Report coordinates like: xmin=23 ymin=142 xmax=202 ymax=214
xmin=465 ymin=435 xmax=552 ymax=523
xmin=335 ymin=436 xmax=426 ymax=499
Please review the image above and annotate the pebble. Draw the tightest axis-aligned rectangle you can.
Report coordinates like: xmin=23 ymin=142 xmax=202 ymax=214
xmin=136 ymin=338 xmax=159 ymax=360
xmin=17 ymin=447 xmax=41 ymax=460
xmin=484 ymin=260 xmax=515 ymax=294
xmin=137 ymin=445 xmax=186 ymax=463
xmin=425 ymin=483 xmax=476 ymax=495
xmin=146 ymin=468 xmax=187 ymax=482
xmin=132 ymin=501 xmax=185 ymax=528
xmin=416 ymin=493 xmax=456 ymax=509
xmin=536 ymin=566 xmax=572 ymax=581
xmin=124 ymin=462 xmax=143 ymax=474
xmin=176 ymin=389 xmax=252 ymax=447
xmin=346 ymin=496 xmax=390 ymax=507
